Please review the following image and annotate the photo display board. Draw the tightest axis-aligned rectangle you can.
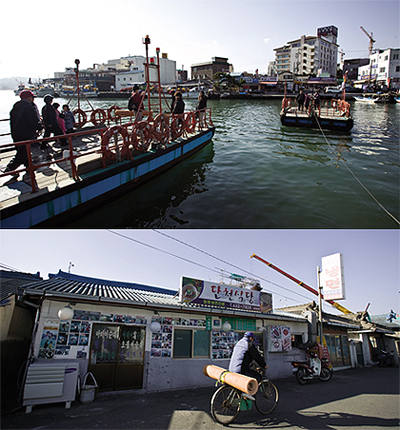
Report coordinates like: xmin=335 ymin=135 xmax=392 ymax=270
xmin=38 ymin=310 xmax=147 ymax=359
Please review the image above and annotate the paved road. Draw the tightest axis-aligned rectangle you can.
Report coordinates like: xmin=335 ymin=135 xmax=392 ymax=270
xmin=1 ymin=366 xmax=399 ymax=430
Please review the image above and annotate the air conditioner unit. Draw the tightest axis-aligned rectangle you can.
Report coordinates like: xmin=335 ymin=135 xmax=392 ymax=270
xmin=23 ymin=360 xmax=80 ymax=413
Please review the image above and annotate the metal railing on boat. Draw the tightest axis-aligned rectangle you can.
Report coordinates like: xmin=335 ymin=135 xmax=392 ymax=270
xmin=0 ymin=108 xmax=213 ymax=194
xmin=282 ymin=98 xmax=351 ymax=118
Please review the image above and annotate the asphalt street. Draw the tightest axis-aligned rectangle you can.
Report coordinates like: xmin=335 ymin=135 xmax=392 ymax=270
xmin=1 ymin=366 xmax=399 ymax=430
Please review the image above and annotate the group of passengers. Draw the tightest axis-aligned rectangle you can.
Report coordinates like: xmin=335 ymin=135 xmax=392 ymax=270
xmin=3 ymin=85 xmax=208 ymax=181
xmin=3 ymin=90 xmax=75 ymax=179
xmin=296 ymin=89 xmax=321 ymax=116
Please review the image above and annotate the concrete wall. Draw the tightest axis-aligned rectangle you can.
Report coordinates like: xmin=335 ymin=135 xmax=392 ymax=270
xmin=33 ymin=299 xmax=309 ymax=392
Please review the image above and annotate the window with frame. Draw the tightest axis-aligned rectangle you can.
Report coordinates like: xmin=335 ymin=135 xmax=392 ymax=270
xmin=173 ymin=328 xmax=210 ymax=359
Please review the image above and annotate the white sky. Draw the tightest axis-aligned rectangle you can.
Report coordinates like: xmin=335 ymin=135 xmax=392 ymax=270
xmin=1 ymin=0 xmax=399 ymax=79
xmin=1 ymin=229 xmax=398 ymax=317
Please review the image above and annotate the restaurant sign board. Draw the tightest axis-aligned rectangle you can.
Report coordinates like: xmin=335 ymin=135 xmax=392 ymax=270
xmin=179 ymin=277 xmax=273 ymax=313
xmin=320 ymin=253 xmax=345 ymax=300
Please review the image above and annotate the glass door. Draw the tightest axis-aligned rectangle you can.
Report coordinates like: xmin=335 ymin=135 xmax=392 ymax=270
xmin=89 ymin=324 xmax=146 ymax=390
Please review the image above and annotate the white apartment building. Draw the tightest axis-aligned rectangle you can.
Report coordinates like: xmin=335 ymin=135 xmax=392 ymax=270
xmin=358 ymin=48 xmax=400 ymax=89
xmin=274 ymin=26 xmax=339 ymax=78
xmin=115 ymin=55 xmax=176 ymax=90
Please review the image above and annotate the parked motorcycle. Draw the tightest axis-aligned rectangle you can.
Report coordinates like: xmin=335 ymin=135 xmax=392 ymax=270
xmin=378 ymin=349 xmax=395 ymax=367
xmin=292 ymin=348 xmax=333 ymax=385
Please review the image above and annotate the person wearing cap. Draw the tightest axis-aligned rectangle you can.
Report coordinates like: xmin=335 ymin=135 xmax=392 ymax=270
xmin=229 ymin=331 xmax=267 ymax=381
xmin=41 ymin=94 xmax=67 ymax=148
xmin=3 ymin=90 xmax=43 ymax=178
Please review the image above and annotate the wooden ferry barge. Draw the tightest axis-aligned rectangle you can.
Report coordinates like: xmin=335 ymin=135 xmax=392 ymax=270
xmin=0 ymin=37 xmax=215 ymax=228
xmin=280 ymin=78 xmax=354 ymax=132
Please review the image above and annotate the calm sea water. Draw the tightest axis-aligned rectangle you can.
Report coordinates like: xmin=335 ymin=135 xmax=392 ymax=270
xmin=1 ymin=90 xmax=399 ymax=228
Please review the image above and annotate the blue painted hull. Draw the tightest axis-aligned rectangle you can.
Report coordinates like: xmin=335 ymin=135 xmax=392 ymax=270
xmin=1 ymin=128 xmax=215 ymax=228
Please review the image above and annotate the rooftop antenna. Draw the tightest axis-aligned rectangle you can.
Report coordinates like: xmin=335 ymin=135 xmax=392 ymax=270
xmin=68 ymin=262 xmax=74 ymax=273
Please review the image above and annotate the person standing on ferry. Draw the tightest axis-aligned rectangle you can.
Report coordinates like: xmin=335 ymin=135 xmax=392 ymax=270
xmin=3 ymin=90 xmax=42 ymax=178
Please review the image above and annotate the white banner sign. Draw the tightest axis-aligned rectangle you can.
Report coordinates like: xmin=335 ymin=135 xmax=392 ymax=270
xmin=321 ymin=253 xmax=345 ymax=300
xmin=179 ymin=277 xmax=273 ymax=313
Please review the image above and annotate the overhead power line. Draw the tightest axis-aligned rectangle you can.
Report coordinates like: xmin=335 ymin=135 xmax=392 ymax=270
xmin=106 ymin=229 xmax=313 ymax=303
xmin=0 ymin=262 xmax=21 ymax=272
xmin=151 ymin=230 xmax=312 ymax=302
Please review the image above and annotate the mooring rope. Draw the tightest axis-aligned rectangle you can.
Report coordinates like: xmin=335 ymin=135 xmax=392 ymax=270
xmin=313 ymin=113 xmax=400 ymax=226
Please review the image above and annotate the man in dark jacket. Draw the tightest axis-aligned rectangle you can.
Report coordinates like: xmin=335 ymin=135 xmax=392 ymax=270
xmin=42 ymin=94 xmax=67 ymax=148
xmin=229 ymin=331 xmax=267 ymax=381
xmin=296 ymin=90 xmax=305 ymax=112
xmin=3 ymin=90 xmax=42 ymax=178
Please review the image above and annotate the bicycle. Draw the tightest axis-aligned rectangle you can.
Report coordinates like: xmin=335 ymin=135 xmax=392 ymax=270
xmin=210 ymin=367 xmax=278 ymax=425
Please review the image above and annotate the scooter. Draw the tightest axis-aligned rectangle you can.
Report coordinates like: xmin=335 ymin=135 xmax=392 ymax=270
xmin=291 ymin=349 xmax=333 ymax=385
xmin=378 ymin=349 xmax=395 ymax=367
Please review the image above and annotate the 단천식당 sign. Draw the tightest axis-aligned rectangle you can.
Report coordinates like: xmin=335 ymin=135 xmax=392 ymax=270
xmin=320 ymin=253 xmax=346 ymax=301
xmin=179 ymin=277 xmax=273 ymax=313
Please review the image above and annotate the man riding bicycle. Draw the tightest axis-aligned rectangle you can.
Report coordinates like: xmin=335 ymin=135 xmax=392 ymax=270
xmin=229 ymin=331 xmax=268 ymax=381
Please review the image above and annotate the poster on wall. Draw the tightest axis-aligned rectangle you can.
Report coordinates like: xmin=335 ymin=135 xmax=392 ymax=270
xmin=268 ymin=326 xmax=292 ymax=352
xmin=38 ymin=319 xmax=59 ymax=359
xmin=150 ymin=317 xmax=173 ymax=358
xmin=180 ymin=277 xmax=273 ymax=313
xmin=211 ymin=330 xmax=238 ymax=359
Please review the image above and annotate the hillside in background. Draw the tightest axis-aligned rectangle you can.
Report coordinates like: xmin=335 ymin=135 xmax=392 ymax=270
xmin=0 ymin=78 xmax=28 ymax=91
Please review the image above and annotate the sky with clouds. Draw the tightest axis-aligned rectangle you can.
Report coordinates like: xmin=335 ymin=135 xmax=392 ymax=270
xmin=1 ymin=0 xmax=398 ymax=79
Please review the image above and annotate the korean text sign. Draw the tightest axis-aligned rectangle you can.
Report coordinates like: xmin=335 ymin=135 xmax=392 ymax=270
xmin=180 ymin=277 xmax=272 ymax=313
xmin=321 ymin=253 xmax=346 ymax=300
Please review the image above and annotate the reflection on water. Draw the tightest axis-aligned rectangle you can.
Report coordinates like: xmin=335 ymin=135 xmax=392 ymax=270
xmin=69 ymin=142 xmax=215 ymax=228
xmin=1 ymin=91 xmax=398 ymax=228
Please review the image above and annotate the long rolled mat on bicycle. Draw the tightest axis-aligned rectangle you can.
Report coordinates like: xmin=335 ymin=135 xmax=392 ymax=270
xmin=203 ymin=365 xmax=258 ymax=395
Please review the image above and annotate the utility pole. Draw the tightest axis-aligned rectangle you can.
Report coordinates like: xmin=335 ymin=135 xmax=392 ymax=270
xmin=317 ymin=266 xmax=323 ymax=342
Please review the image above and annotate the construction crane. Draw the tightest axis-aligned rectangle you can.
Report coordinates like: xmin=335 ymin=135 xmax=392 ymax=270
xmin=360 ymin=26 xmax=376 ymax=56
xmin=250 ymin=254 xmax=353 ymax=315
xmin=360 ymin=26 xmax=376 ymax=87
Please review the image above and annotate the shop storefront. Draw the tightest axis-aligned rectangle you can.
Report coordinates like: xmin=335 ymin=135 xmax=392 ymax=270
xmin=18 ymin=271 xmax=310 ymax=394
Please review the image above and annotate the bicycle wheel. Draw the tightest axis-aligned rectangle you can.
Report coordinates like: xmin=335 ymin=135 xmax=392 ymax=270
xmin=255 ymin=380 xmax=278 ymax=414
xmin=211 ymin=384 xmax=241 ymax=425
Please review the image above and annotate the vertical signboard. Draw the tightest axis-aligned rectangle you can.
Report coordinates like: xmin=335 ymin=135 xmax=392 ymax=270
xmin=321 ymin=253 xmax=345 ymax=300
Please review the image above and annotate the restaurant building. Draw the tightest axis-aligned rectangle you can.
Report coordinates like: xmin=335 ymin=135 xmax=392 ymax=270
xmin=3 ymin=269 xmax=397 ymax=412
xmin=7 ymin=270 xmax=311 ymax=395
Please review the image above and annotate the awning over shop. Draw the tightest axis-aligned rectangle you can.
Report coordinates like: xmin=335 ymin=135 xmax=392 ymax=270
xmin=307 ymin=80 xmax=336 ymax=85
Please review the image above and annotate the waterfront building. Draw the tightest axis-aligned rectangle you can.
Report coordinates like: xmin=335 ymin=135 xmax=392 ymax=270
xmin=273 ymin=26 xmax=339 ymax=79
xmin=191 ymin=57 xmax=233 ymax=81
xmin=357 ymin=48 xmax=400 ymax=90
xmin=343 ymin=58 xmax=369 ymax=82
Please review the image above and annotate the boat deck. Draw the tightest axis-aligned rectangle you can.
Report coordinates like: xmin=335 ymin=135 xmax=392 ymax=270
xmin=0 ymin=127 xmax=198 ymax=217
xmin=0 ymin=131 xmax=101 ymax=212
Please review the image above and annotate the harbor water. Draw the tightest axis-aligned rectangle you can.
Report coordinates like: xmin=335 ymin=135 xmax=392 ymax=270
xmin=0 ymin=90 xmax=399 ymax=228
